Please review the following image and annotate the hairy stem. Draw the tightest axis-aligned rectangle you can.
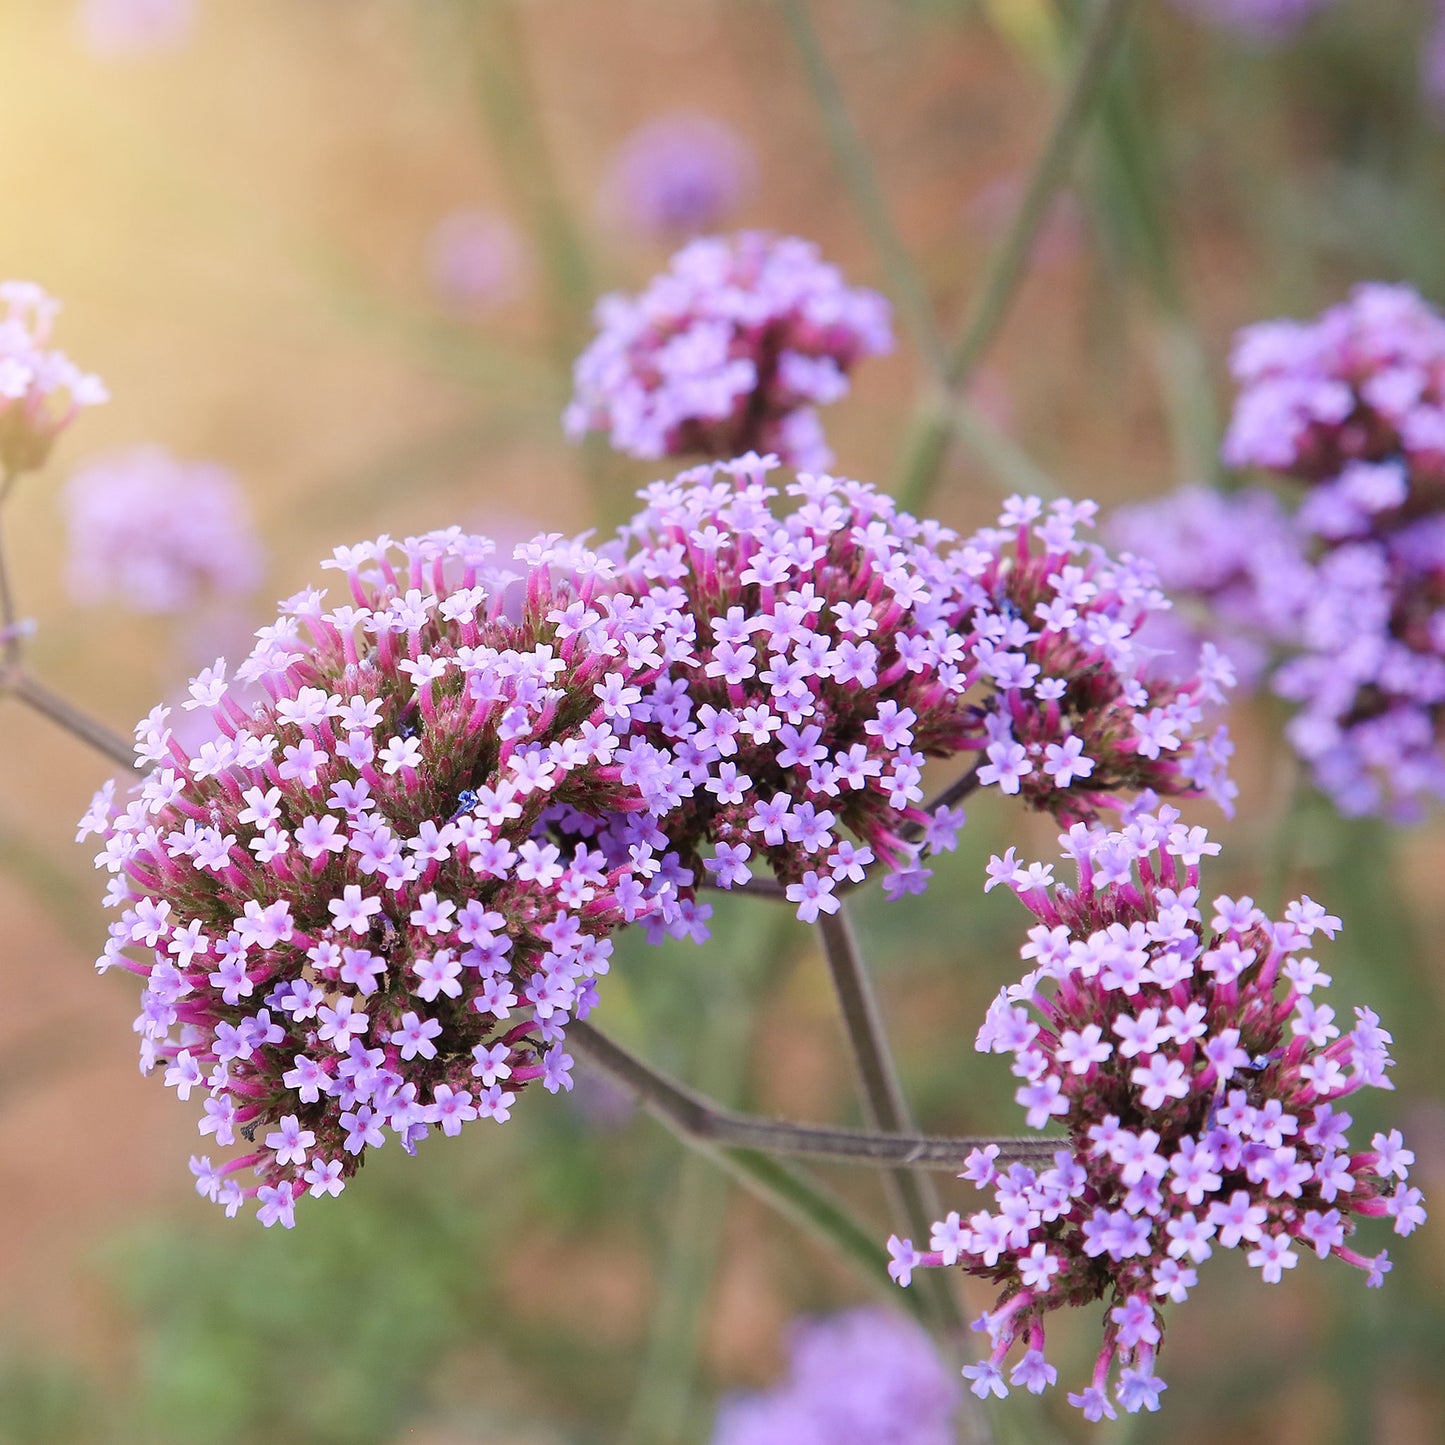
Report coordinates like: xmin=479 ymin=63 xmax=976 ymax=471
xmin=568 ymin=1019 xmax=1055 ymax=1169
xmin=896 ymin=0 xmax=1138 ymax=511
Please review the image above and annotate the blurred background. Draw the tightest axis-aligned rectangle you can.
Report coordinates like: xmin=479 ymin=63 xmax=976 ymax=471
xmin=1 ymin=0 xmax=1443 ymax=1441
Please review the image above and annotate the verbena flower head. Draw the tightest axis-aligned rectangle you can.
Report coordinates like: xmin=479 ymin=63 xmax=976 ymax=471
xmin=1169 ymin=0 xmax=1339 ymax=42
xmin=954 ymin=495 xmax=1236 ymax=823
xmin=604 ymin=112 xmax=754 ymax=240
xmin=426 ymin=209 xmax=524 ymax=316
xmin=62 ymin=448 xmax=265 ymax=613
xmin=0 ymin=280 xmax=107 ymax=475
xmin=602 ymin=460 xmax=1232 ymax=921
xmin=80 ymin=529 xmax=693 ymax=1225
xmin=564 ymin=232 xmax=893 ymax=470
xmin=1224 ymin=282 xmax=1445 ymax=483
xmin=711 ymin=1307 xmax=961 ymax=1445
xmin=1106 ymin=483 xmax=1307 ymax=692
xmin=78 ymin=0 xmax=194 ymax=56
xmin=1120 ymin=286 xmax=1445 ymax=819
xmin=891 ymin=807 xmax=1420 ymax=1419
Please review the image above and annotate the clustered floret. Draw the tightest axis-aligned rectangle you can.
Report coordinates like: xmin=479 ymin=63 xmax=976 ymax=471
xmin=62 ymin=446 xmax=264 ymax=613
xmin=80 ymin=461 xmax=1236 ymax=1218
xmin=1114 ymin=284 xmax=1445 ymax=818
xmin=602 ymin=459 xmax=1232 ymax=918
xmin=952 ymin=494 xmax=1236 ymax=822
xmin=604 ymin=112 xmax=754 ymax=241
xmin=887 ymin=804 xmax=1422 ymax=1420
xmin=564 ymin=232 xmax=893 ymax=470
xmin=604 ymin=455 xmax=985 ymax=912
xmin=0 ymin=279 xmax=108 ymax=475
xmin=710 ymin=1307 xmax=961 ymax=1445
xmin=80 ymin=528 xmax=697 ymax=1225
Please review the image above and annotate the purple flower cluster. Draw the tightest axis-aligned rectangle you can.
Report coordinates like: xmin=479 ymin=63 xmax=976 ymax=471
xmin=564 ymin=233 xmax=893 ymax=470
xmin=604 ymin=112 xmax=754 ymax=241
xmin=954 ymin=495 xmax=1236 ymax=823
xmin=0 ymin=280 xmax=107 ymax=475
xmin=1169 ymin=0 xmax=1339 ymax=42
xmin=888 ymin=805 xmax=1421 ymax=1420
xmin=1116 ymin=285 xmax=1445 ymax=817
xmin=604 ymin=460 xmax=1234 ymax=918
xmin=62 ymin=448 xmax=265 ymax=614
xmin=1106 ymin=484 xmax=1303 ymax=693
xmin=606 ymin=455 xmax=983 ymax=913
xmin=80 ymin=528 xmax=697 ymax=1225
xmin=711 ymin=1307 xmax=961 ymax=1445
xmin=1224 ymin=282 xmax=1445 ymax=481
xmin=79 ymin=454 xmax=1238 ymax=1215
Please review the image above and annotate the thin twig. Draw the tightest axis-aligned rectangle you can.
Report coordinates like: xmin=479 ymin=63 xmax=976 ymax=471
xmin=896 ymin=0 xmax=1138 ymax=512
xmin=568 ymin=1019 xmax=1056 ymax=1170
xmin=8 ymin=672 xmax=141 ymax=774
xmin=0 ymin=468 xmax=21 ymax=669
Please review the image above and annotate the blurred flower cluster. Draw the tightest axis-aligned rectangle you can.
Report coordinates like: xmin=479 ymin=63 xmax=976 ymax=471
xmin=1114 ymin=284 xmax=1445 ymax=819
xmin=711 ymin=1307 xmax=960 ymax=1445
xmin=62 ymin=447 xmax=263 ymax=614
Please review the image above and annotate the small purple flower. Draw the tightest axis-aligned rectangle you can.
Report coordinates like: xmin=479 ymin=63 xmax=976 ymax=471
xmin=603 ymin=112 xmax=754 ymax=240
xmin=710 ymin=1307 xmax=961 ymax=1445
xmin=565 ymin=233 xmax=892 ymax=469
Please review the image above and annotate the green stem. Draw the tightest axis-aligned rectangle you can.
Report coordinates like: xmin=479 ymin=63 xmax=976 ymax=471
xmin=568 ymin=1022 xmax=934 ymax=1329
xmin=1085 ymin=28 xmax=1220 ymax=483
xmin=815 ymin=905 xmax=964 ymax=1344
xmin=621 ymin=909 xmax=785 ymax=1445
xmin=711 ymin=1147 xmax=932 ymax=1327
xmin=777 ymin=0 xmax=944 ymax=371
xmin=896 ymin=0 xmax=1138 ymax=512
xmin=468 ymin=0 xmax=592 ymax=377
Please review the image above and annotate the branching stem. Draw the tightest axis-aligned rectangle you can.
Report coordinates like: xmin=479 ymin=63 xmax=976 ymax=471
xmin=568 ymin=1019 xmax=1056 ymax=1170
